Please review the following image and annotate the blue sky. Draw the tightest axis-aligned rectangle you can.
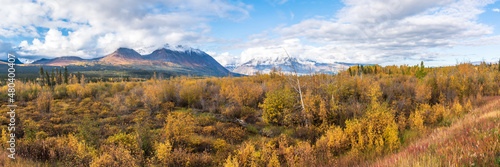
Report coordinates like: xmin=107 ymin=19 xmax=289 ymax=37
xmin=0 ymin=0 xmax=499 ymax=67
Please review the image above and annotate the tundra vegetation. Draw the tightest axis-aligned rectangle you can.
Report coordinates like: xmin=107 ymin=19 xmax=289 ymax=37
xmin=0 ymin=62 xmax=499 ymax=166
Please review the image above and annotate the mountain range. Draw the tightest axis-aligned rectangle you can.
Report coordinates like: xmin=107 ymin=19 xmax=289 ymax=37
xmin=231 ymin=57 xmax=360 ymax=75
xmin=3 ymin=46 xmax=370 ymax=78
xmin=22 ymin=47 xmax=234 ymax=77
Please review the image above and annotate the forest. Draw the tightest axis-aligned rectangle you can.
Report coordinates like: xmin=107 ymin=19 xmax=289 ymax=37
xmin=0 ymin=61 xmax=499 ymax=166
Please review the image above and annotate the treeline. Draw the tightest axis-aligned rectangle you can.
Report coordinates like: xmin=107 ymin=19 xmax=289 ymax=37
xmin=38 ymin=67 xmax=70 ymax=86
xmin=0 ymin=62 xmax=499 ymax=166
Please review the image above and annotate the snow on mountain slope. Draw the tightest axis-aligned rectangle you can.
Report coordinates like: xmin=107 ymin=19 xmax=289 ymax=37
xmin=232 ymin=56 xmax=352 ymax=75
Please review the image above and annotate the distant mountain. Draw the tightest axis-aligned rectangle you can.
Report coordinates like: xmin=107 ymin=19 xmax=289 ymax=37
xmin=18 ymin=58 xmax=37 ymax=64
xmin=144 ymin=48 xmax=230 ymax=75
xmin=224 ymin=63 xmax=238 ymax=72
xmin=99 ymin=48 xmax=146 ymax=65
xmin=27 ymin=46 xmax=235 ymax=77
xmin=32 ymin=56 xmax=91 ymax=66
xmin=0 ymin=57 xmax=23 ymax=64
xmin=232 ymin=57 xmax=358 ymax=75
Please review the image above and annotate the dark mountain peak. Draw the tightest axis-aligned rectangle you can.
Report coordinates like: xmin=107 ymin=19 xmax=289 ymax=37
xmin=143 ymin=47 xmax=229 ymax=75
xmin=1 ymin=52 xmax=24 ymax=64
xmin=2 ymin=58 xmax=24 ymax=64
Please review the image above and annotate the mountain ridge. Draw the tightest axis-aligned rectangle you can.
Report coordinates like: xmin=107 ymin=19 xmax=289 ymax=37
xmin=22 ymin=47 xmax=235 ymax=77
xmin=230 ymin=56 xmax=377 ymax=75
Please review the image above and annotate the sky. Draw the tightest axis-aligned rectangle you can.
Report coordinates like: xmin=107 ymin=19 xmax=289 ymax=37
xmin=0 ymin=0 xmax=499 ymax=67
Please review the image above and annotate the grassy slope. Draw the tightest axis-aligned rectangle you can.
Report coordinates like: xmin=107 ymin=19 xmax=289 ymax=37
xmin=373 ymin=96 xmax=500 ymax=167
xmin=0 ymin=152 xmax=54 ymax=167
xmin=0 ymin=98 xmax=498 ymax=166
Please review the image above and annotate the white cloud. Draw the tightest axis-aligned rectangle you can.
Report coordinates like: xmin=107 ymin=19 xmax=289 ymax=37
xmin=0 ymin=0 xmax=251 ymax=57
xmin=239 ymin=38 xmax=436 ymax=65
xmin=206 ymin=51 xmax=239 ymax=66
xmin=234 ymin=0 xmax=498 ymax=65
xmin=493 ymin=8 xmax=500 ymax=12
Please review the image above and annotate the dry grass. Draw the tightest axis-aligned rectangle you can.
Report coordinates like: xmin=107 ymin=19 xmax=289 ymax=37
xmin=0 ymin=152 xmax=54 ymax=167
xmin=373 ymin=96 xmax=500 ymax=167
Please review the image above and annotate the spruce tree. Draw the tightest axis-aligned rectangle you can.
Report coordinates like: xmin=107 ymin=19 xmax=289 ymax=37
xmin=45 ymin=71 xmax=50 ymax=87
xmin=64 ymin=67 xmax=69 ymax=84
xmin=40 ymin=67 xmax=45 ymax=85
xmin=51 ymin=69 xmax=55 ymax=86
xmin=58 ymin=69 xmax=63 ymax=85
xmin=77 ymin=72 xmax=81 ymax=84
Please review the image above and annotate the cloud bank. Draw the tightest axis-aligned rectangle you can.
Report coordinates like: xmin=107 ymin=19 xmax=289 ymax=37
xmin=234 ymin=0 xmax=499 ymax=65
xmin=0 ymin=0 xmax=251 ymax=58
xmin=0 ymin=0 xmax=498 ymax=66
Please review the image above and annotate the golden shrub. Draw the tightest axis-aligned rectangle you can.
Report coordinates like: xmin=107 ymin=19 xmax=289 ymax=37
xmin=224 ymin=155 xmax=240 ymax=167
xmin=221 ymin=80 xmax=263 ymax=108
xmin=142 ymin=83 xmax=162 ymax=112
xmin=90 ymin=145 xmax=139 ymax=167
xmin=382 ymin=122 xmax=399 ymax=152
xmin=316 ymin=126 xmax=348 ymax=154
xmin=164 ymin=112 xmax=196 ymax=146
xmin=260 ymin=88 xmax=297 ymax=125
xmin=154 ymin=141 xmax=172 ymax=165
xmin=37 ymin=90 xmax=53 ymax=113
xmin=410 ymin=108 xmax=425 ymax=132
xmin=451 ymin=99 xmax=464 ymax=116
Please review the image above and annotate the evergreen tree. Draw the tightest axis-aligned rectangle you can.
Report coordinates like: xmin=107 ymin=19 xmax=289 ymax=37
xmin=58 ymin=69 xmax=63 ymax=85
xmin=77 ymin=71 xmax=81 ymax=84
xmin=416 ymin=61 xmax=427 ymax=79
xmin=64 ymin=67 xmax=69 ymax=84
xmin=55 ymin=69 xmax=59 ymax=85
xmin=45 ymin=71 xmax=50 ymax=87
xmin=40 ymin=67 xmax=45 ymax=85
xmin=51 ymin=69 xmax=55 ymax=86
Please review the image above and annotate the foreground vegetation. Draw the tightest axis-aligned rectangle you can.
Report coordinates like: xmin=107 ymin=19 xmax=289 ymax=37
xmin=0 ymin=62 xmax=499 ymax=166
xmin=375 ymin=96 xmax=500 ymax=166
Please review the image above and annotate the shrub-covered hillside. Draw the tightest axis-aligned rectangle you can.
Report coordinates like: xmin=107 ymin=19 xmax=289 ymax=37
xmin=0 ymin=62 xmax=499 ymax=166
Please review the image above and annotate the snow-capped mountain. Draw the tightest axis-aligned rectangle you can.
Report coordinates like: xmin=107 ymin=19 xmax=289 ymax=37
xmin=231 ymin=56 xmax=353 ymax=75
xmin=223 ymin=63 xmax=239 ymax=72
xmin=17 ymin=58 xmax=38 ymax=64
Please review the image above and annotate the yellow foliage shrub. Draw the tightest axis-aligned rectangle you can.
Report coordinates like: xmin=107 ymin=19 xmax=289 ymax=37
xmin=105 ymin=132 xmax=142 ymax=159
xmin=90 ymin=145 xmax=139 ymax=167
xmin=153 ymin=141 xmax=172 ymax=165
xmin=221 ymin=80 xmax=263 ymax=108
xmin=37 ymin=90 xmax=53 ymax=113
xmin=382 ymin=122 xmax=399 ymax=152
xmin=316 ymin=126 xmax=348 ymax=154
xmin=415 ymin=83 xmax=431 ymax=104
xmin=224 ymin=155 xmax=240 ymax=167
xmin=409 ymin=107 xmax=425 ymax=132
xmin=179 ymin=80 xmax=204 ymax=107
xmin=431 ymin=103 xmax=447 ymax=124
xmin=142 ymin=83 xmax=162 ymax=112
xmin=451 ymin=100 xmax=464 ymax=116
xmin=260 ymin=88 xmax=297 ymax=125
xmin=164 ymin=112 xmax=196 ymax=147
